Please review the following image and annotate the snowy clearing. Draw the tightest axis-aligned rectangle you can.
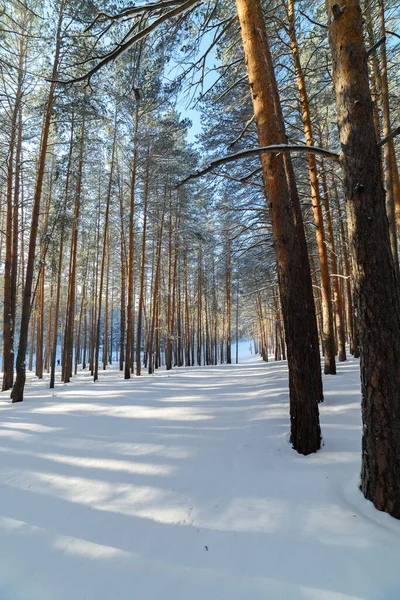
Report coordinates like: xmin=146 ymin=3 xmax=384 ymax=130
xmin=1 ymin=349 xmax=400 ymax=600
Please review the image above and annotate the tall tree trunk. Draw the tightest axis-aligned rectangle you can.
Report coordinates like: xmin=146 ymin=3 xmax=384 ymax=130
xmin=50 ymin=113 xmax=75 ymax=388
xmin=2 ymin=36 xmax=25 ymax=391
xmin=319 ymin=157 xmax=347 ymax=361
xmin=11 ymin=3 xmax=65 ymax=402
xmin=197 ymin=245 xmax=202 ymax=366
xmin=225 ymin=238 xmax=232 ymax=364
xmin=94 ymin=120 xmax=117 ymax=382
xmin=377 ymin=0 xmax=399 ymax=277
xmin=287 ymin=0 xmax=337 ymax=374
xmin=118 ymin=170 xmax=127 ymax=371
xmin=136 ymin=161 xmax=150 ymax=376
xmin=326 ymin=0 xmax=400 ymax=517
xmin=236 ymin=0 xmax=321 ymax=453
xmin=125 ymin=103 xmax=140 ymax=379
xmin=148 ymin=192 xmax=166 ymax=374
xmin=63 ymin=115 xmax=85 ymax=383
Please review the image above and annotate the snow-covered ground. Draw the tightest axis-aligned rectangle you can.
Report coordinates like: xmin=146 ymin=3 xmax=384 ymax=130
xmin=1 ymin=345 xmax=400 ymax=600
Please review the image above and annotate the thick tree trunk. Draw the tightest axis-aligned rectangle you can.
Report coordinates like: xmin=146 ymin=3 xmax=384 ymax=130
xmin=326 ymin=0 xmax=400 ymax=517
xmin=236 ymin=0 xmax=321 ymax=453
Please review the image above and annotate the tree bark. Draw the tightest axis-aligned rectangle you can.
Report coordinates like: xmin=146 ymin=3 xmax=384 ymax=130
xmin=11 ymin=3 xmax=65 ymax=402
xmin=125 ymin=103 xmax=139 ymax=378
xmin=236 ymin=0 xmax=321 ymax=453
xmin=50 ymin=113 xmax=74 ymax=388
xmin=326 ymin=0 xmax=400 ymax=517
xmin=136 ymin=161 xmax=150 ymax=376
xmin=287 ymin=0 xmax=337 ymax=374
xmin=94 ymin=120 xmax=117 ymax=382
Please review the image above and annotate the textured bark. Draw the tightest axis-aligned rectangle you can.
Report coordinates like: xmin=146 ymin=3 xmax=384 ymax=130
xmin=236 ymin=0 xmax=321 ymax=453
xmin=327 ymin=0 xmax=400 ymax=517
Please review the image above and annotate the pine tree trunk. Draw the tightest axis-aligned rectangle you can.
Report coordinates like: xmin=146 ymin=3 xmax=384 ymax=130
xmin=94 ymin=121 xmax=116 ymax=382
xmin=287 ymin=0 xmax=337 ymax=374
xmin=3 ymin=52 xmax=24 ymax=390
xmin=136 ymin=161 xmax=149 ymax=376
xmin=50 ymin=114 xmax=74 ymax=388
xmin=63 ymin=115 xmax=85 ymax=383
xmin=319 ymin=157 xmax=347 ymax=361
xmin=236 ymin=0 xmax=321 ymax=453
xmin=225 ymin=241 xmax=232 ymax=364
xmin=125 ymin=104 xmax=139 ymax=379
xmin=11 ymin=4 xmax=64 ymax=402
xmin=326 ymin=0 xmax=400 ymax=517
xmin=148 ymin=192 xmax=166 ymax=374
xmin=377 ymin=0 xmax=399 ymax=277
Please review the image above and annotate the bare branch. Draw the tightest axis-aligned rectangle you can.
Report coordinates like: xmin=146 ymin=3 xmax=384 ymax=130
xmin=54 ymin=0 xmax=200 ymax=84
xmin=378 ymin=125 xmax=400 ymax=148
xmin=227 ymin=115 xmax=255 ymax=149
xmin=366 ymin=35 xmax=386 ymax=57
xmin=14 ymin=0 xmax=43 ymax=19
xmin=299 ymin=9 xmax=328 ymax=29
xmin=178 ymin=144 xmax=340 ymax=186
xmin=85 ymin=0 xmax=190 ymax=31
xmin=209 ymin=169 xmax=264 ymax=188
xmin=239 ymin=166 xmax=262 ymax=181
xmin=386 ymin=30 xmax=400 ymax=42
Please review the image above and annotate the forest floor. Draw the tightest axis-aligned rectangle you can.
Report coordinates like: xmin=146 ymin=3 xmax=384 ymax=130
xmin=1 ymin=346 xmax=400 ymax=600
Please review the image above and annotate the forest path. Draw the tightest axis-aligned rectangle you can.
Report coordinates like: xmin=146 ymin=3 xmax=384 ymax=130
xmin=0 ymin=352 xmax=400 ymax=599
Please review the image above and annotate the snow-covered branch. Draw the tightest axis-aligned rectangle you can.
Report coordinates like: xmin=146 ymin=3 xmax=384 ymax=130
xmin=178 ymin=144 xmax=340 ymax=186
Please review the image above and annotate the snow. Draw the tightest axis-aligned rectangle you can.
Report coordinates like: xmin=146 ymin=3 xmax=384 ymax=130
xmin=1 ymin=344 xmax=400 ymax=600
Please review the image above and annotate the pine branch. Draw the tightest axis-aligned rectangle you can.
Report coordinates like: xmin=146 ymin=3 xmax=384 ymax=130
xmin=178 ymin=144 xmax=340 ymax=186
xmin=378 ymin=125 xmax=400 ymax=148
xmin=366 ymin=35 xmax=386 ymax=58
xmin=53 ymin=0 xmax=200 ymax=84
